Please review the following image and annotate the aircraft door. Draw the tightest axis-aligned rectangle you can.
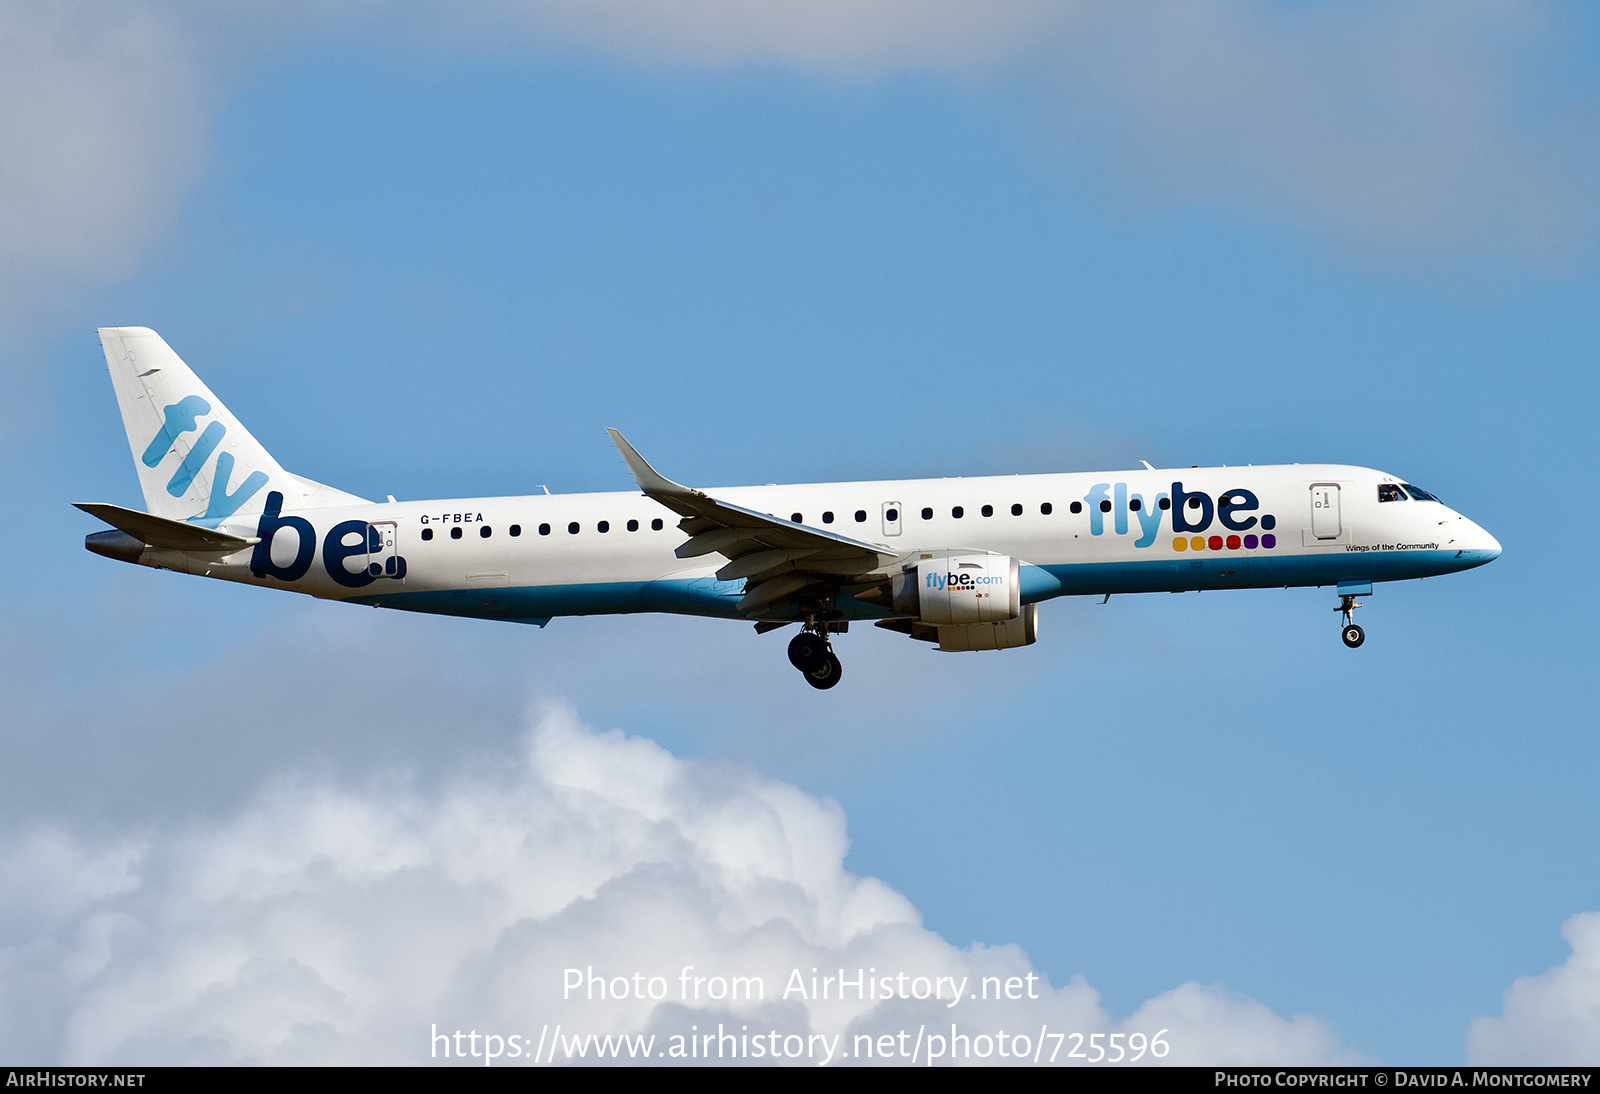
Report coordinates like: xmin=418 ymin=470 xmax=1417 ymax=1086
xmin=882 ymin=501 xmax=902 ymax=537
xmin=367 ymin=521 xmax=405 ymax=580
xmin=1310 ymin=485 xmax=1342 ymax=540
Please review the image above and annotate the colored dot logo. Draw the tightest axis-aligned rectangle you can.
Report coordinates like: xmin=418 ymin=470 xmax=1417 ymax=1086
xmin=1172 ymin=533 xmax=1276 ymax=551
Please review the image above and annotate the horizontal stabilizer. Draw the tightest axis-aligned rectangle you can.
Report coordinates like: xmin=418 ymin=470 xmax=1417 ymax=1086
xmin=74 ymin=502 xmax=258 ymax=553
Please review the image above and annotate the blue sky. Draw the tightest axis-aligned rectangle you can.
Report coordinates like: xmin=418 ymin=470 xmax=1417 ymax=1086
xmin=4 ymin=0 xmax=1600 ymax=1065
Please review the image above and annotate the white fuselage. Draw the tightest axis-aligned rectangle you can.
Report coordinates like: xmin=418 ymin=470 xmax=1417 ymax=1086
xmin=133 ymin=463 xmax=1500 ymax=627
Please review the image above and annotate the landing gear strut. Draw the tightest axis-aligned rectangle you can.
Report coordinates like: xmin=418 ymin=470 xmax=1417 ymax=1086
xmin=1337 ymin=594 xmax=1365 ymax=648
xmin=788 ymin=624 xmax=843 ymax=689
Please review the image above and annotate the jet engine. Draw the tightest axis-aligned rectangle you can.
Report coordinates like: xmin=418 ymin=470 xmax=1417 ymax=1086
xmin=875 ymin=553 xmax=1038 ymax=651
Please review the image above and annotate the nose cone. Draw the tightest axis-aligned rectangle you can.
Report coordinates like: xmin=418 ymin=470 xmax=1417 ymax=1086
xmin=1450 ymin=513 xmax=1501 ymax=568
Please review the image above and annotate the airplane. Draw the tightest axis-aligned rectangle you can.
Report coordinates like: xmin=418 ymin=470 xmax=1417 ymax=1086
xmin=78 ymin=328 xmax=1502 ymax=689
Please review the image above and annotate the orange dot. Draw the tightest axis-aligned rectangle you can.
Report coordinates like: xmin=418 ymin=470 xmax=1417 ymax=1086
xmin=1173 ymin=537 xmax=1188 ymax=552
xmin=1191 ymin=536 xmax=1205 ymax=551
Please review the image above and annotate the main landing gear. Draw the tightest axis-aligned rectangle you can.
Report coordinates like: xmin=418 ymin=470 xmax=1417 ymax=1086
xmin=788 ymin=627 xmax=843 ymax=690
xmin=1337 ymin=594 xmax=1365 ymax=648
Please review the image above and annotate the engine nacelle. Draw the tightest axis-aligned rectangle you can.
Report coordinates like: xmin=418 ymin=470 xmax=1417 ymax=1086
xmin=892 ymin=554 xmax=1021 ymax=624
xmin=936 ymin=602 xmax=1038 ymax=651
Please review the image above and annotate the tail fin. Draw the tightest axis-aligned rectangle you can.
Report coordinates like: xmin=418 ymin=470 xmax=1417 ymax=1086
xmin=98 ymin=327 xmax=366 ymax=522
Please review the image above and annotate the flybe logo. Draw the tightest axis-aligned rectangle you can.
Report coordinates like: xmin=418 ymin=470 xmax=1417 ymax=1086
xmin=249 ymin=492 xmax=408 ymax=588
xmin=926 ymin=570 xmax=1006 ymax=592
xmin=1084 ymin=482 xmax=1279 ymax=552
xmin=142 ymin=396 xmax=268 ymax=521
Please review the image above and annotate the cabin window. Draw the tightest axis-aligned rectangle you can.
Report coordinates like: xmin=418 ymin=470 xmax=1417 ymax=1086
xmin=981 ymin=504 xmax=994 ymax=517
xmin=885 ymin=507 xmax=899 ymax=522
xmin=652 ymin=518 xmax=663 ymax=530
xmin=1378 ymin=484 xmax=1406 ymax=502
xmin=480 ymin=526 xmax=492 ymax=538
xmin=1040 ymin=502 xmax=1052 ymax=515
xmin=1158 ymin=498 xmax=1171 ymax=510
xmin=1011 ymin=503 xmax=1023 ymax=516
xmin=952 ymin=506 xmax=964 ymax=519
xmin=921 ymin=507 xmax=933 ymax=520
xmin=791 ymin=513 xmax=802 ymax=523
xmin=568 ymin=522 xmax=579 ymax=535
xmin=509 ymin=525 xmax=521 ymax=537
xmin=627 ymin=519 xmax=639 ymax=531
xmin=450 ymin=526 xmax=463 ymax=539
xmin=855 ymin=510 xmax=867 ymax=522
xmin=823 ymin=511 xmax=834 ymax=524
xmin=1070 ymin=501 xmax=1082 ymax=514
xmin=1099 ymin=500 xmax=1112 ymax=513
xmin=598 ymin=521 xmax=610 ymax=533
xmin=539 ymin=523 xmax=551 ymax=536
xmin=1129 ymin=498 xmax=1141 ymax=512
xmin=421 ymin=528 xmax=434 ymax=541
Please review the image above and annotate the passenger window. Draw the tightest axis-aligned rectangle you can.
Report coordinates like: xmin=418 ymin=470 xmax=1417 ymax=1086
xmin=1070 ymin=501 xmax=1082 ymax=514
xmin=568 ymin=522 xmax=579 ymax=534
xmin=855 ymin=510 xmax=866 ymax=522
xmin=480 ymin=526 xmax=492 ymax=538
xmin=627 ymin=519 xmax=639 ymax=531
xmin=823 ymin=511 xmax=834 ymax=524
xmin=450 ymin=526 xmax=462 ymax=539
xmin=1378 ymin=484 xmax=1405 ymax=502
xmin=539 ymin=523 xmax=551 ymax=536
xmin=1158 ymin=498 xmax=1171 ymax=510
xmin=886 ymin=507 xmax=898 ymax=522
xmin=652 ymin=518 xmax=663 ymax=530
xmin=791 ymin=513 xmax=802 ymax=523
xmin=1129 ymin=498 xmax=1141 ymax=512
xmin=1099 ymin=500 xmax=1112 ymax=513
xmin=421 ymin=527 xmax=434 ymax=541
xmin=598 ymin=521 xmax=610 ymax=533
xmin=952 ymin=506 xmax=964 ymax=519
xmin=981 ymin=504 xmax=993 ymax=517
xmin=510 ymin=525 xmax=521 ymax=537
xmin=921 ymin=507 xmax=933 ymax=520
xmin=1011 ymin=503 xmax=1022 ymax=516
xmin=1040 ymin=502 xmax=1052 ymax=515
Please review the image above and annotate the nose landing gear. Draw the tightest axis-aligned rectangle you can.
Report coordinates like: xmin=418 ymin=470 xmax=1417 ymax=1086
xmin=1337 ymin=594 xmax=1364 ymax=648
xmin=788 ymin=627 xmax=844 ymax=689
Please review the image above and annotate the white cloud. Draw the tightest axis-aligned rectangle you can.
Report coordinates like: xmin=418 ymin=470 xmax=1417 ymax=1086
xmin=1468 ymin=911 xmax=1600 ymax=1065
xmin=1029 ymin=0 xmax=1598 ymax=273
xmin=0 ymin=3 xmax=211 ymax=324
xmin=0 ymin=703 xmax=1359 ymax=1065
xmin=0 ymin=0 xmax=1590 ymax=340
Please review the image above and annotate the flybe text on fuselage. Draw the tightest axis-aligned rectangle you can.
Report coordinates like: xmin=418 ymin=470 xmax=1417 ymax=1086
xmin=1079 ymin=481 xmax=1279 ymax=551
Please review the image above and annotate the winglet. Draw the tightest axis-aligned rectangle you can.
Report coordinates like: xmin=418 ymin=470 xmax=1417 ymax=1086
xmin=606 ymin=428 xmax=697 ymax=497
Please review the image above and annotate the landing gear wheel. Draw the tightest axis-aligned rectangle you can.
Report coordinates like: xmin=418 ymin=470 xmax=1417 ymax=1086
xmin=788 ymin=632 xmax=827 ymax=672
xmin=1342 ymin=624 xmax=1365 ymax=649
xmin=804 ymin=652 xmax=844 ymax=690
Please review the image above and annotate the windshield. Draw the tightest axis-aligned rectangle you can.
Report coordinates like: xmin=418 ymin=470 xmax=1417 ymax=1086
xmin=1402 ymin=483 xmax=1440 ymax=502
xmin=1378 ymin=484 xmax=1406 ymax=502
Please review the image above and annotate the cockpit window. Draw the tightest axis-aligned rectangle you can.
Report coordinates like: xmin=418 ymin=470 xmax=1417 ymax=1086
xmin=1378 ymin=484 xmax=1406 ymax=502
xmin=1402 ymin=483 xmax=1440 ymax=502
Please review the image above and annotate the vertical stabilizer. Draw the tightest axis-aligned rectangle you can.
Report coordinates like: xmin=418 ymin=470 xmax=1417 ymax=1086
xmin=98 ymin=327 xmax=365 ymax=523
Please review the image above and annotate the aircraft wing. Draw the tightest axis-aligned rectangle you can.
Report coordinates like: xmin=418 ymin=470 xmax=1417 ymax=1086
xmin=606 ymin=429 xmax=899 ymax=617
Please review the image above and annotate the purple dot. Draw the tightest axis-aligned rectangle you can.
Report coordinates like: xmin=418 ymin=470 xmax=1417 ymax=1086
xmin=1262 ymin=533 xmax=1276 ymax=549
xmin=1244 ymin=534 xmax=1258 ymax=549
